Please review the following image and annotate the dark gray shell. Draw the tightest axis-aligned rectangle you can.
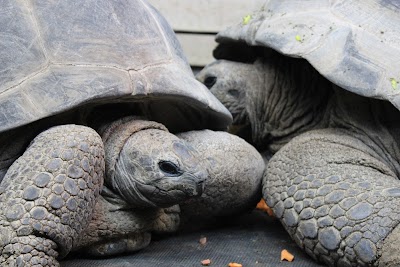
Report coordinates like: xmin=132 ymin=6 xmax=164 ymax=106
xmin=216 ymin=0 xmax=400 ymax=110
xmin=0 ymin=0 xmax=231 ymax=133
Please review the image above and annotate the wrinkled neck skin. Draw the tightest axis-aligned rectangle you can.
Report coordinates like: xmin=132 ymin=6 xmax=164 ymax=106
xmin=327 ymin=87 xmax=400 ymax=176
xmin=111 ymin=150 xmax=159 ymax=209
xmin=253 ymin=55 xmax=400 ymax=175
xmin=74 ymin=186 xmax=180 ymax=251
xmin=250 ymin=56 xmax=331 ymax=152
xmin=73 ymin=187 xmax=158 ymax=249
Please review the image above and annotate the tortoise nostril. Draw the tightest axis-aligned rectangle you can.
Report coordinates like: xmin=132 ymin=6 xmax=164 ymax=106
xmin=204 ymin=76 xmax=217 ymax=89
xmin=194 ymin=169 xmax=208 ymax=183
xmin=228 ymin=89 xmax=240 ymax=98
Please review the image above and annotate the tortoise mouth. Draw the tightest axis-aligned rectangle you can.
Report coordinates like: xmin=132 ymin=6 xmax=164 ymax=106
xmin=135 ymin=178 xmax=206 ymax=208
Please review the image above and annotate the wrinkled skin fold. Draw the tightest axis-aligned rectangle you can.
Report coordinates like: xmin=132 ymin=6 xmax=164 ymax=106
xmin=198 ymin=48 xmax=400 ymax=266
xmin=0 ymin=119 xmax=209 ymax=266
xmin=0 ymin=118 xmax=264 ymax=266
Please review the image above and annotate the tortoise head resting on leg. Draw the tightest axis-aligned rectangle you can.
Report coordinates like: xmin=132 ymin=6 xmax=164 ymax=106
xmin=101 ymin=117 xmax=209 ymax=209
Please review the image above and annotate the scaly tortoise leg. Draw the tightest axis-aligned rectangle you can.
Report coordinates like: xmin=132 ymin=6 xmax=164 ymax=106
xmin=0 ymin=125 xmax=104 ymax=266
xmin=265 ymin=129 xmax=400 ymax=267
xmin=74 ymin=201 xmax=180 ymax=257
xmin=73 ymin=195 xmax=153 ymax=257
xmin=72 ymin=190 xmax=179 ymax=257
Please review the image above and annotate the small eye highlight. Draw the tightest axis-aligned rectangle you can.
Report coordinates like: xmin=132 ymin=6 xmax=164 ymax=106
xmin=159 ymin=161 xmax=181 ymax=176
xmin=204 ymin=76 xmax=217 ymax=89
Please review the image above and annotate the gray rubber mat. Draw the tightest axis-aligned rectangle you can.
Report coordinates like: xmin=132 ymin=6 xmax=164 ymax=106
xmin=61 ymin=211 xmax=324 ymax=267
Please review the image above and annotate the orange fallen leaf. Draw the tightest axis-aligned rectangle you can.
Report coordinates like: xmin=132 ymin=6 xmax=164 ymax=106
xmin=256 ymin=199 xmax=275 ymax=217
xmin=281 ymin=249 xmax=295 ymax=262
xmin=201 ymin=259 xmax=211 ymax=266
xmin=228 ymin=263 xmax=243 ymax=267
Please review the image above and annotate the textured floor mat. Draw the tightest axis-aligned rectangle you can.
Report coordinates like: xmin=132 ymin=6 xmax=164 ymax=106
xmin=61 ymin=211 xmax=324 ymax=267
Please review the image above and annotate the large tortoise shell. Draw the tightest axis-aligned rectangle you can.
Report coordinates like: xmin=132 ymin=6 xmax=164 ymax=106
xmin=216 ymin=0 xmax=400 ymax=110
xmin=0 ymin=0 xmax=231 ymax=133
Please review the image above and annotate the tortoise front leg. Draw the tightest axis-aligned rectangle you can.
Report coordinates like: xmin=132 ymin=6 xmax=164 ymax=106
xmin=265 ymin=129 xmax=400 ymax=267
xmin=0 ymin=125 xmax=104 ymax=266
xmin=73 ymin=201 xmax=180 ymax=257
xmin=72 ymin=195 xmax=153 ymax=257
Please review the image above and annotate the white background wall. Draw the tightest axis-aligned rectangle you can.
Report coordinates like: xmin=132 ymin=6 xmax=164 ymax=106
xmin=148 ymin=0 xmax=265 ymax=66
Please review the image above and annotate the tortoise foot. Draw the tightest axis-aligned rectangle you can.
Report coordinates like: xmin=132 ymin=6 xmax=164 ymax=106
xmin=0 ymin=232 xmax=59 ymax=267
xmin=265 ymin=129 xmax=400 ymax=266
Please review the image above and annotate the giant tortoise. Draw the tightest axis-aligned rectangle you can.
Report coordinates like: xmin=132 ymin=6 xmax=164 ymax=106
xmin=0 ymin=0 xmax=246 ymax=266
xmin=197 ymin=0 xmax=400 ymax=266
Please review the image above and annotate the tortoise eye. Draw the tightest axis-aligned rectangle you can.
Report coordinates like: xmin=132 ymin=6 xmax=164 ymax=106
xmin=159 ymin=161 xmax=181 ymax=176
xmin=204 ymin=76 xmax=217 ymax=89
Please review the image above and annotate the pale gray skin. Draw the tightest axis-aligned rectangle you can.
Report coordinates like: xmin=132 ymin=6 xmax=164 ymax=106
xmin=177 ymin=130 xmax=265 ymax=227
xmin=198 ymin=51 xmax=400 ymax=266
xmin=0 ymin=118 xmax=208 ymax=266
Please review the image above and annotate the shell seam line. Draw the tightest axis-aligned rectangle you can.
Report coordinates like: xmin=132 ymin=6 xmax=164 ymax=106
xmin=1 ymin=64 xmax=50 ymax=96
xmin=25 ymin=0 xmax=50 ymax=64
xmin=138 ymin=0 xmax=173 ymax=58
xmin=1 ymin=59 xmax=174 ymax=96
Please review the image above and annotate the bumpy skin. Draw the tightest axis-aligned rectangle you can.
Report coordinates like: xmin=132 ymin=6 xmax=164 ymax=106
xmin=0 ymin=125 xmax=104 ymax=266
xmin=73 ymin=193 xmax=180 ymax=256
xmin=73 ymin=119 xmax=208 ymax=256
xmin=100 ymin=118 xmax=208 ymax=208
xmin=197 ymin=55 xmax=331 ymax=152
xmin=0 ymin=118 xmax=210 ymax=264
xmin=177 ymin=130 xmax=264 ymax=225
xmin=199 ymin=51 xmax=400 ymax=266
xmin=265 ymin=129 xmax=400 ymax=266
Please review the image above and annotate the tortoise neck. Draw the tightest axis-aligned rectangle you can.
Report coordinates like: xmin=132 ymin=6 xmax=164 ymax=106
xmin=249 ymin=56 xmax=332 ymax=153
xmin=328 ymin=88 xmax=400 ymax=176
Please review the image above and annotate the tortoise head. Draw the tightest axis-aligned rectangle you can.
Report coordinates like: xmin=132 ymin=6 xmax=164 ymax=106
xmin=103 ymin=118 xmax=208 ymax=209
xmin=196 ymin=59 xmax=265 ymax=146
xmin=196 ymin=59 xmax=251 ymax=127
